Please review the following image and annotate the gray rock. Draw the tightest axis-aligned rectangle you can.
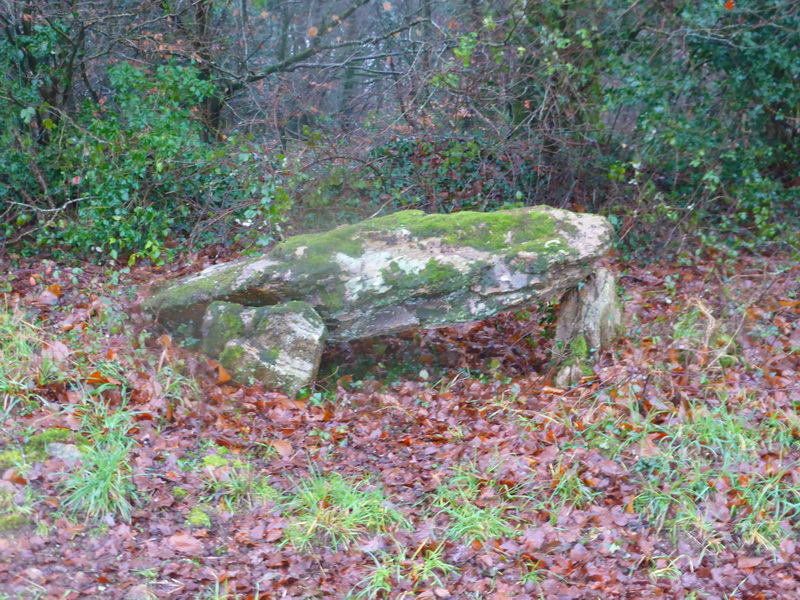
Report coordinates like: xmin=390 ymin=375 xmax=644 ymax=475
xmin=553 ymin=268 xmax=623 ymax=387
xmin=46 ymin=443 xmax=84 ymax=462
xmin=203 ymin=301 xmax=326 ymax=395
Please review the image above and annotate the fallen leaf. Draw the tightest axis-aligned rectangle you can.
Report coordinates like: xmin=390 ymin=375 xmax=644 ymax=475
xmin=624 ymin=497 xmax=635 ymax=514
xmin=264 ymin=518 xmax=286 ymax=542
xmin=570 ymin=543 xmax=589 ymax=561
xmin=87 ymin=371 xmax=121 ymax=386
xmin=217 ymin=364 xmax=232 ymax=384
xmin=271 ymin=439 xmax=293 ymax=458
xmin=542 ymin=385 xmax=565 ymax=395
xmin=169 ymin=533 xmax=205 ymax=554
xmin=248 ymin=523 xmax=264 ymax=542
xmin=737 ymin=556 xmax=763 ymax=569
xmin=38 ymin=290 xmax=59 ymax=305
xmin=779 ymin=538 xmax=796 ymax=558
xmin=43 ymin=341 xmax=70 ymax=363
xmin=637 ymin=433 xmax=661 ymax=458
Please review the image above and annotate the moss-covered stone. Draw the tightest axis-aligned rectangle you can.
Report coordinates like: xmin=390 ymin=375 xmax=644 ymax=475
xmin=187 ymin=506 xmax=212 ymax=528
xmin=204 ymin=301 xmax=325 ymax=360
xmin=26 ymin=428 xmax=72 ymax=449
xmin=0 ymin=449 xmax=23 ymax=470
xmin=202 ymin=302 xmax=247 ymax=356
xmin=143 ymin=256 xmax=265 ymax=336
xmin=211 ymin=301 xmax=326 ymax=395
xmin=0 ymin=513 xmax=29 ymax=531
xmin=553 ymin=268 xmax=622 ymax=388
xmin=146 ymin=205 xmax=615 ymax=370
xmin=219 ymin=344 xmax=246 ymax=366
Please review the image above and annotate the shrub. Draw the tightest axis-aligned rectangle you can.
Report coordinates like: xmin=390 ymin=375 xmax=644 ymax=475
xmin=369 ymin=136 xmax=529 ymax=213
xmin=601 ymin=0 xmax=799 ymax=248
xmin=1 ymin=61 xmax=289 ymax=262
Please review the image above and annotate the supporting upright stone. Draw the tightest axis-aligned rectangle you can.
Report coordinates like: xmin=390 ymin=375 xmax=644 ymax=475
xmin=202 ymin=301 xmax=326 ymax=396
xmin=553 ymin=268 xmax=622 ymax=388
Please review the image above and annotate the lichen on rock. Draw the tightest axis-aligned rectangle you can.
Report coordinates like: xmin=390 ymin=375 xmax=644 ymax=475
xmin=203 ymin=300 xmax=327 ymax=396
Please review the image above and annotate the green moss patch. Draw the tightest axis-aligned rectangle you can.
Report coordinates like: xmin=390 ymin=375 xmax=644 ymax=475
xmin=262 ymin=301 xmax=322 ymax=323
xmin=569 ymin=335 xmax=590 ymax=360
xmin=319 ymin=288 xmax=345 ymax=311
xmin=18 ymin=429 xmax=91 ymax=462
xmin=372 ymin=207 xmax=564 ymax=255
xmin=27 ymin=428 xmax=73 ymax=449
xmin=0 ymin=513 xmax=29 ymax=531
xmin=276 ymin=227 xmax=365 ymax=261
xmin=219 ymin=344 xmax=246 ymax=366
xmin=382 ymin=259 xmax=472 ymax=296
xmin=202 ymin=454 xmax=229 ymax=469
xmin=0 ymin=449 xmax=24 ymax=470
xmin=259 ymin=348 xmax=280 ymax=365
xmin=203 ymin=302 xmax=247 ymax=356
xmin=187 ymin=506 xmax=212 ymax=528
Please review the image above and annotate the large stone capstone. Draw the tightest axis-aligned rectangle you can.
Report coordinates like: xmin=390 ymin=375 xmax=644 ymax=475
xmin=143 ymin=206 xmax=621 ymax=393
xmin=144 ymin=206 xmax=613 ymax=342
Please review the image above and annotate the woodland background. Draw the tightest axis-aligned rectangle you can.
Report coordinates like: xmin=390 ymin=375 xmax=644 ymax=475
xmin=1 ymin=0 xmax=797 ymax=259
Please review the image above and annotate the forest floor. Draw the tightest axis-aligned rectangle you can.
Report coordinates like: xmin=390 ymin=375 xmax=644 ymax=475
xmin=1 ymin=244 xmax=799 ymax=600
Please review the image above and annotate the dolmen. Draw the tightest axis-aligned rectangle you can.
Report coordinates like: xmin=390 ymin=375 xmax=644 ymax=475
xmin=143 ymin=206 xmax=622 ymax=394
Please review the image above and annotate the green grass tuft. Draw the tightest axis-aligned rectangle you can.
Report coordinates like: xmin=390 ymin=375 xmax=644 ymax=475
xmin=281 ymin=470 xmax=408 ymax=552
